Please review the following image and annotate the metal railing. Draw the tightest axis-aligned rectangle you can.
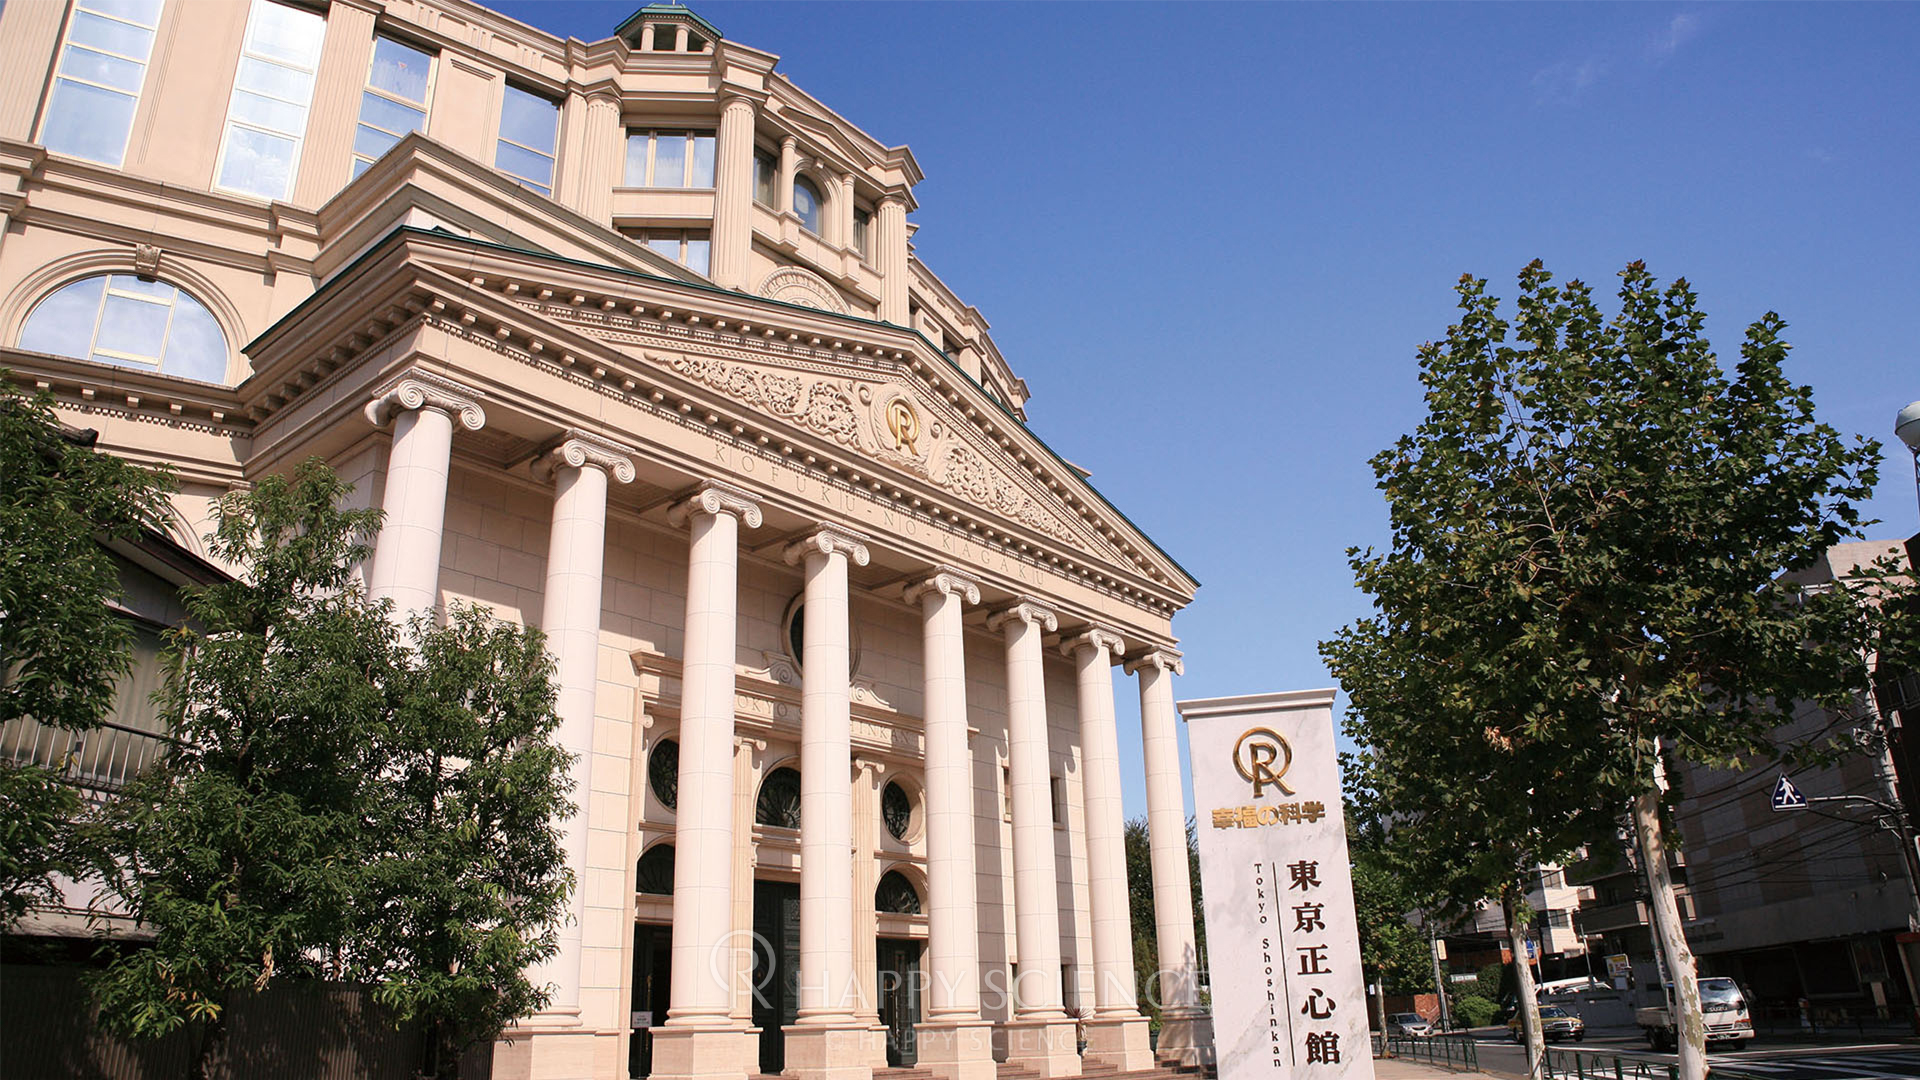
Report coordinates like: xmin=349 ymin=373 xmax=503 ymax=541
xmin=1382 ymin=1034 xmax=1480 ymax=1070
xmin=0 ymin=715 xmax=181 ymax=795
xmin=1544 ymin=1046 xmax=1677 ymax=1080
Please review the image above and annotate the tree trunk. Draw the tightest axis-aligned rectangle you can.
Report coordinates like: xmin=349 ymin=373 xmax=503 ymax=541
xmin=1503 ymin=888 xmax=1544 ymax=1080
xmin=1633 ymin=786 xmax=1705 ymax=1080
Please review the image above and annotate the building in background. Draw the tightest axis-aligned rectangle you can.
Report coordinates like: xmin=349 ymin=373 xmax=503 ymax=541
xmin=0 ymin=2 xmax=1211 ymax=1078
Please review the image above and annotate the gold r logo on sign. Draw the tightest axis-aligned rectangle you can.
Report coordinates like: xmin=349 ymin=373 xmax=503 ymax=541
xmin=1233 ymin=727 xmax=1294 ymax=798
xmin=886 ymin=398 xmax=919 ymax=454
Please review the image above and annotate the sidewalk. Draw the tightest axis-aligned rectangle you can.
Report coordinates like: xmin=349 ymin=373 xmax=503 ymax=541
xmin=1373 ymin=1058 xmax=1503 ymax=1080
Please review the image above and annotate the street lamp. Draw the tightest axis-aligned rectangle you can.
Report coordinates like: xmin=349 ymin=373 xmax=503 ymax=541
xmin=1898 ymin=401 xmax=1920 ymax=518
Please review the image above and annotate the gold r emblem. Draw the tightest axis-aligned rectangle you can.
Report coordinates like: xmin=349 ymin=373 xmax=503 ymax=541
xmin=1233 ymin=727 xmax=1295 ymax=798
xmin=886 ymin=398 xmax=919 ymax=454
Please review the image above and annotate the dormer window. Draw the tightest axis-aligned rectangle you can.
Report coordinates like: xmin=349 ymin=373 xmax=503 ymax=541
xmin=793 ymin=175 xmax=822 ymax=235
xmin=651 ymin=24 xmax=675 ymax=51
xmin=626 ymin=130 xmax=715 ymax=188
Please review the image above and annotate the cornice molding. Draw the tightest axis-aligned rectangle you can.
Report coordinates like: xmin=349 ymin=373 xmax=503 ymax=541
xmin=783 ymin=523 xmax=871 ymax=567
xmin=665 ymin=477 xmax=764 ymax=529
xmin=363 ymin=368 xmax=487 ymax=430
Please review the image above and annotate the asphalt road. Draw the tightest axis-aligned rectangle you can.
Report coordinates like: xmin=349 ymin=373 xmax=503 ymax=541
xmin=1461 ymin=1029 xmax=1920 ymax=1080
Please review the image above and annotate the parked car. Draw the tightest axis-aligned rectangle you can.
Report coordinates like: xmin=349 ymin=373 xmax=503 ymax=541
xmin=1508 ymin=1005 xmax=1585 ymax=1042
xmin=1385 ymin=1012 xmax=1434 ymax=1037
xmin=1635 ymin=977 xmax=1754 ymax=1050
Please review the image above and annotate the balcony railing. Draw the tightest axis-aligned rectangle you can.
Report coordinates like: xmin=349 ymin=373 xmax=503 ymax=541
xmin=1575 ymin=898 xmax=1651 ymax=936
xmin=1 ymin=716 xmax=181 ymax=796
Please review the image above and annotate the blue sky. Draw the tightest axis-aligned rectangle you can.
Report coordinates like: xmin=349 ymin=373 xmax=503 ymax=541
xmin=497 ymin=1 xmax=1920 ymax=818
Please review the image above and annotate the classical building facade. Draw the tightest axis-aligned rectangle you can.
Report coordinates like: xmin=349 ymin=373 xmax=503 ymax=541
xmin=0 ymin=2 xmax=1212 ymax=1079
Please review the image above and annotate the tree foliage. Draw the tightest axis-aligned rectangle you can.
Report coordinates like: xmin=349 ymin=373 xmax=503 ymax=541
xmin=0 ymin=377 xmax=170 ymax=926
xmin=1124 ymin=815 xmax=1205 ymax=1026
xmin=1323 ymin=261 xmax=1888 ymax=1078
xmin=92 ymin=460 xmax=573 ymax=1079
xmin=1346 ymin=813 xmax=1437 ymax=996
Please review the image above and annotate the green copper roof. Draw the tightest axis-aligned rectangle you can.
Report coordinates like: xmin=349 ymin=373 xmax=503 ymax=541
xmin=614 ymin=3 xmax=722 ymax=44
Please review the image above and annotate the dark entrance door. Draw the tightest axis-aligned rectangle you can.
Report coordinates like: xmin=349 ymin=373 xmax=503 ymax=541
xmin=876 ymin=937 xmax=922 ymax=1067
xmin=629 ymin=924 xmax=672 ymax=1078
xmin=752 ymin=879 xmax=801 ymax=1074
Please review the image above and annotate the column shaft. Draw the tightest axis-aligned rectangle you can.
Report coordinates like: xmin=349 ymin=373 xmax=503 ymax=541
xmin=877 ymin=197 xmax=909 ymax=325
xmin=913 ymin=572 xmax=983 ymax=1019
xmin=364 ymin=374 xmax=485 ymax=617
xmin=566 ymin=91 xmax=622 ymax=224
xmin=1134 ymin=653 xmax=1200 ymax=1011
xmin=791 ymin=539 xmax=859 ymax=1021
xmin=665 ymin=485 xmax=761 ymax=1026
xmin=1066 ymin=632 xmax=1136 ymax=1015
xmin=710 ymin=96 xmax=756 ymax=289
xmin=291 ymin=0 xmax=377 ymax=206
xmin=992 ymin=604 xmax=1064 ymax=1019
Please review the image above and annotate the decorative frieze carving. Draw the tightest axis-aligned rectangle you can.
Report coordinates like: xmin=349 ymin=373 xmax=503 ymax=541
xmin=665 ymin=478 xmax=764 ymax=529
xmin=758 ymin=267 xmax=848 ymax=314
xmin=363 ymin=369 xmax=487 ymax=430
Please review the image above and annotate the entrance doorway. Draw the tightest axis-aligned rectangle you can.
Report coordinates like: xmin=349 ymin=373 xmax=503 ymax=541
xmin=752 ymin=879 xmax=801 ymax=1074
xmin=629 ymin=924 xmax=672 ymax=1078
xmin=877 ymin=937 xmax=922 ymax=1067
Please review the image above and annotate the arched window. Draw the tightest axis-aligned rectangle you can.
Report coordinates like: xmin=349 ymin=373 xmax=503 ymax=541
xmin=19 ymin=274 xmax=230 ymax=384
xmin=792 ymin=176 xmax=823 ymax=236
xmin=648 ymin=738 xmax=678 ymax=810
xmin=875 ymin=870 xmax=920 ymax=915
xmin=756 ymin=766 xmax=802 ymax=829
xmin=636 ymin=844 xmax=675 ymax=895
xmin=882 ymin=781 xmax=913 ymax=841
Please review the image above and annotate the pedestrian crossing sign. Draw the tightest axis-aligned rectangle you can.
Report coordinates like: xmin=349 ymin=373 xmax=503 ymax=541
xmin=1770 ymin=775 xmax=1808 ymax=811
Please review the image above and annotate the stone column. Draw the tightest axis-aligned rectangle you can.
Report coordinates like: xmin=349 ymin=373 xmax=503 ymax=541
xmin=652 ymin=481 xmax=762 ymax=1080
xmin=905 ymin=569 xmax=996 ymax=1080
xmin=877 ymin=196 xmax=910 ymax=326
xmin=850 ymin=758 xmax=887 ymax=1069
xmin=837 ymin=172 xmax=857 ymax=252
xmin=778 ymin=135 xmax=799 ymax=215
xmin=290 ymin=0 xmax=379 ymax=206
xmin=1062 ymin=627 xmax=1153 ymax=1071
xmin=986 ymin=599 xmax=1079 ymax=1078
xmin=1126 ymin=648 xmax=1213 ymax=1068
xmin=565 ymin=89 xmax=622 ymax=225
xmin=530 ymin=434 xmax=636 ymax=1018
xmin=363 ymin=370 xmax=486 ymax=618
xmin=710 ymin=95 xmax=757 ymax=290
xmin=0 ymin=0 xmax=65 ymax=143
xmin=781 ymin=526 xmax=871 ymax=1080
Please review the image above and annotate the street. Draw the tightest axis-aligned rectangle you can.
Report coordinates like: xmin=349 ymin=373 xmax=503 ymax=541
xmin=1459 ymin=1029 xmax=1920 ymax=1080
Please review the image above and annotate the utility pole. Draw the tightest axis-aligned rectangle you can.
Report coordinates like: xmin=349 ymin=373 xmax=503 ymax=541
xmin=1430 ymin=933 xmax=1452 ymax=1030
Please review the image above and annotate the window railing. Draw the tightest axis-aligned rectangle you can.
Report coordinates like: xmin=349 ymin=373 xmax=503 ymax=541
xmin=0 ymin=716 xmax=182 ymax=796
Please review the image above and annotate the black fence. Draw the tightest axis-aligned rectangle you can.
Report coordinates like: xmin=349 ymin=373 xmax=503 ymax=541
xmin=0 ymin=965 xmax=492 ymax=1080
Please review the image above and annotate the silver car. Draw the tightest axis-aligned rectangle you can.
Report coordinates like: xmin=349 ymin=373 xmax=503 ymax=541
xmin=1386 ymin=1012 xmax=1435 ymax=1037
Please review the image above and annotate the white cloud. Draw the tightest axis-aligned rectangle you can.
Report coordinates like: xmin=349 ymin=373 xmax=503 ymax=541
xmin=1532 ymin=56 xmax=1610 ymax=106
xmin=1649 ymin=12 xmax=1703 ymax=61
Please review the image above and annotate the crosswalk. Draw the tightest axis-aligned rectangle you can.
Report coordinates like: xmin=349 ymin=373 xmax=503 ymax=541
xmin=1709 ymin=1047 xmax=1920 ymax=1080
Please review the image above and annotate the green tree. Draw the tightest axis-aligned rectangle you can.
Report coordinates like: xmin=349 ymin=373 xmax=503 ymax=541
xmin=0 ymin=378 xmax=170 ymax=926
xmin=1347 ymin=815 xmax=1437 ymax=996
xmin=1324 ymin=262 xmax=1886 ymax=1080
xmin=354 ymin=606 xmax=573 ymax=1078
xmin=1124 ymin=816 xmax=1205 ymax=1026
xmin=93 ymin=462 xmax=397 ymax=1077
xmin=92 ymin=460 xmax=575 ymax=1080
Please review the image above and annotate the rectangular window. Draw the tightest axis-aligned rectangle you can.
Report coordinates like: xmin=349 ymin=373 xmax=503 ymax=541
xmin=214 ymin=0 xmax=326 ymax=200
xmin=753 ymin=147 xmax=777 ymax=207
xmin=495 ymin=84 xmax=559 ymax=196
xmin=352 ymin=36 xmax=433 ymax=178
xmin=1002 ymin=765 xmax=1013 ymax=823
xmin=851 ymin=206 xmax=871 ymax=255
xmin=41 ymin=0 xmax=166 ymax=167
xmin=1050 ymin=775 xmax=1066 ymax=827
xmin=624 ymin=130 xmax=715 ymax=188
xmin=631 ymin=229 xmax=711 ymax=276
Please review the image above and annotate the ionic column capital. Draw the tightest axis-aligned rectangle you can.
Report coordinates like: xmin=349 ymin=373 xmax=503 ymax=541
xmin=538 ymin=430 xmax=636 ymax=484
xmin=1062 ymin=625 xmax=1127 ymax=661
xmin=1124 ymin=647 xmax=1184 ymax=677
xmin=987 ymin=597 xmax=1058 ymax=635
xmin=666 ymin=478 xmax=763 ymax=529
xmin=904 ymin=565 xmax=982 ymax=607
xmin=782 ymin=523 xmax=870 ymax=567
xmin=364 ymin=369 xmax=487 ymax=430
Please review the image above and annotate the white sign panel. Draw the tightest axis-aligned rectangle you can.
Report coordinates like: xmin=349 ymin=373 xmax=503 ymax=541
xmin=1180 ymin=690 xmax=1374 ymax=1080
